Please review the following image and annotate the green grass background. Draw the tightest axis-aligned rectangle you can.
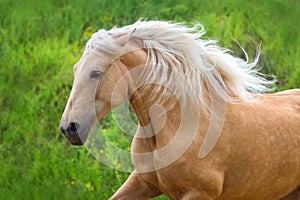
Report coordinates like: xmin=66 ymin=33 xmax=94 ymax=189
xmin=0 ymin=0 xmax=299 ymax=199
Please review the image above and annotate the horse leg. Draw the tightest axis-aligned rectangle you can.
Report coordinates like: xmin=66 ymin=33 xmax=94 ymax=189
xmin=109 ymin=171 xmax=162 ymax=200
xmin=280 ymin=187 xmax=300 ymax=200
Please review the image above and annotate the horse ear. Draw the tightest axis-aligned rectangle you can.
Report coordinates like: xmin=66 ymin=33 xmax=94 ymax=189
xmin=114 ymin=28 xmax=136 ymax=46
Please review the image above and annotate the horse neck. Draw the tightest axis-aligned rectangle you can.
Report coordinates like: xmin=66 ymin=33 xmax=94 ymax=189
xmin=129 ymin=85 xmax=172 ymax=127
xmin=129 ymin=84 xmax=185 ymax=147
xmin=129 ymin=87 xmax=153 ymax=127
xmin=122 ymin=44 xmax=199 ymax=149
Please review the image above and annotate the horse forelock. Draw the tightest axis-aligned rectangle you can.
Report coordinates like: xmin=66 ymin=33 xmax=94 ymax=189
xmin=86 ymin=20 xmax=275 ymax=115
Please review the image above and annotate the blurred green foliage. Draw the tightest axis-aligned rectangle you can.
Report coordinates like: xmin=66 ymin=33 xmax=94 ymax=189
xmin=0 ymin=0 xmax=299 ymax=199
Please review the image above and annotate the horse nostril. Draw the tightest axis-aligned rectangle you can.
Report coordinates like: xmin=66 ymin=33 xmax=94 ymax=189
xmin=67 ymin=122 xmax=80 ymax=136
xmin=59 ymin=125 xmax=67 ymax=135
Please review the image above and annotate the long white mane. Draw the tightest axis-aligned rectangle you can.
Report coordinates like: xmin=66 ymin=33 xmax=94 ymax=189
xmin=86 ymin=20 xmax=274 ymax=114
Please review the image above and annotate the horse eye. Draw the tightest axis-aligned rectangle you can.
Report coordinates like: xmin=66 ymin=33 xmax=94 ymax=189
xmin=90 ymin=71 xmax=104 ymax=79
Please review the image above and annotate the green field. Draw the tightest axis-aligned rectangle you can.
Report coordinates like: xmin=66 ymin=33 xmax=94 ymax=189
xmin=0 ymin=0 xmax=299 ymax=199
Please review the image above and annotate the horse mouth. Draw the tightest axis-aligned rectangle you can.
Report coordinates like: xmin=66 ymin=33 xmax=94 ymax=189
xmin=64 ymin=129 xmax=89 ymax=146
xmin=64 ymin=133 xmax=84 ymax=146
xmin=59 ymin=122 xmax=91 ymax=146
xmin=69 ymin=136 xmax=84 ymax=146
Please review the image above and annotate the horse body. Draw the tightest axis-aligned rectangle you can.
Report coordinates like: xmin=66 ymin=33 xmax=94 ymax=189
xmin=220 ymin=96 xmax=300 ymax=199
xmin=59 ymin=20 xmax=300 ymax=199
xmin=111 ymin=86 xmax=300 ymax=200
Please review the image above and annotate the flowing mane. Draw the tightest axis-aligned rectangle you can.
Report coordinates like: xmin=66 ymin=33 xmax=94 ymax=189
xmin=86 ymin=20 xmax=274 ymax=114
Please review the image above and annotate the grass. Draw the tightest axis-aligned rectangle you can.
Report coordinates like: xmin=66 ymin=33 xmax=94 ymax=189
xmin=0 ymin=0 xmax=299 ymax=199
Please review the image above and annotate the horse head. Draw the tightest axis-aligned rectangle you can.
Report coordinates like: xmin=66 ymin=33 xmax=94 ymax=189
xmin=59 ymin=29 xmax=145 ymax=145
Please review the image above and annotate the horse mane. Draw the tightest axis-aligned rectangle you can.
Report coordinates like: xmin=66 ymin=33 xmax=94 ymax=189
xmin=86 ymin=20 xmax=275 ymax=114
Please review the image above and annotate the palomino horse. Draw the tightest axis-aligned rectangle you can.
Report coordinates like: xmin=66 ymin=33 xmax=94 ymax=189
xmin=59 ymin=20 xmax=300 ymax=199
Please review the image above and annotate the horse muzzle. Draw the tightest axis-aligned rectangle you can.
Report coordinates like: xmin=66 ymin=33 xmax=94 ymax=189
xmin=59 ymin=122 xmax=84 ymax=146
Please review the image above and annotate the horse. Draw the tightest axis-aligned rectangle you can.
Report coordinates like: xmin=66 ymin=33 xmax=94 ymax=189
xmin=59 ymin=20 xmax=300 ymax=199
